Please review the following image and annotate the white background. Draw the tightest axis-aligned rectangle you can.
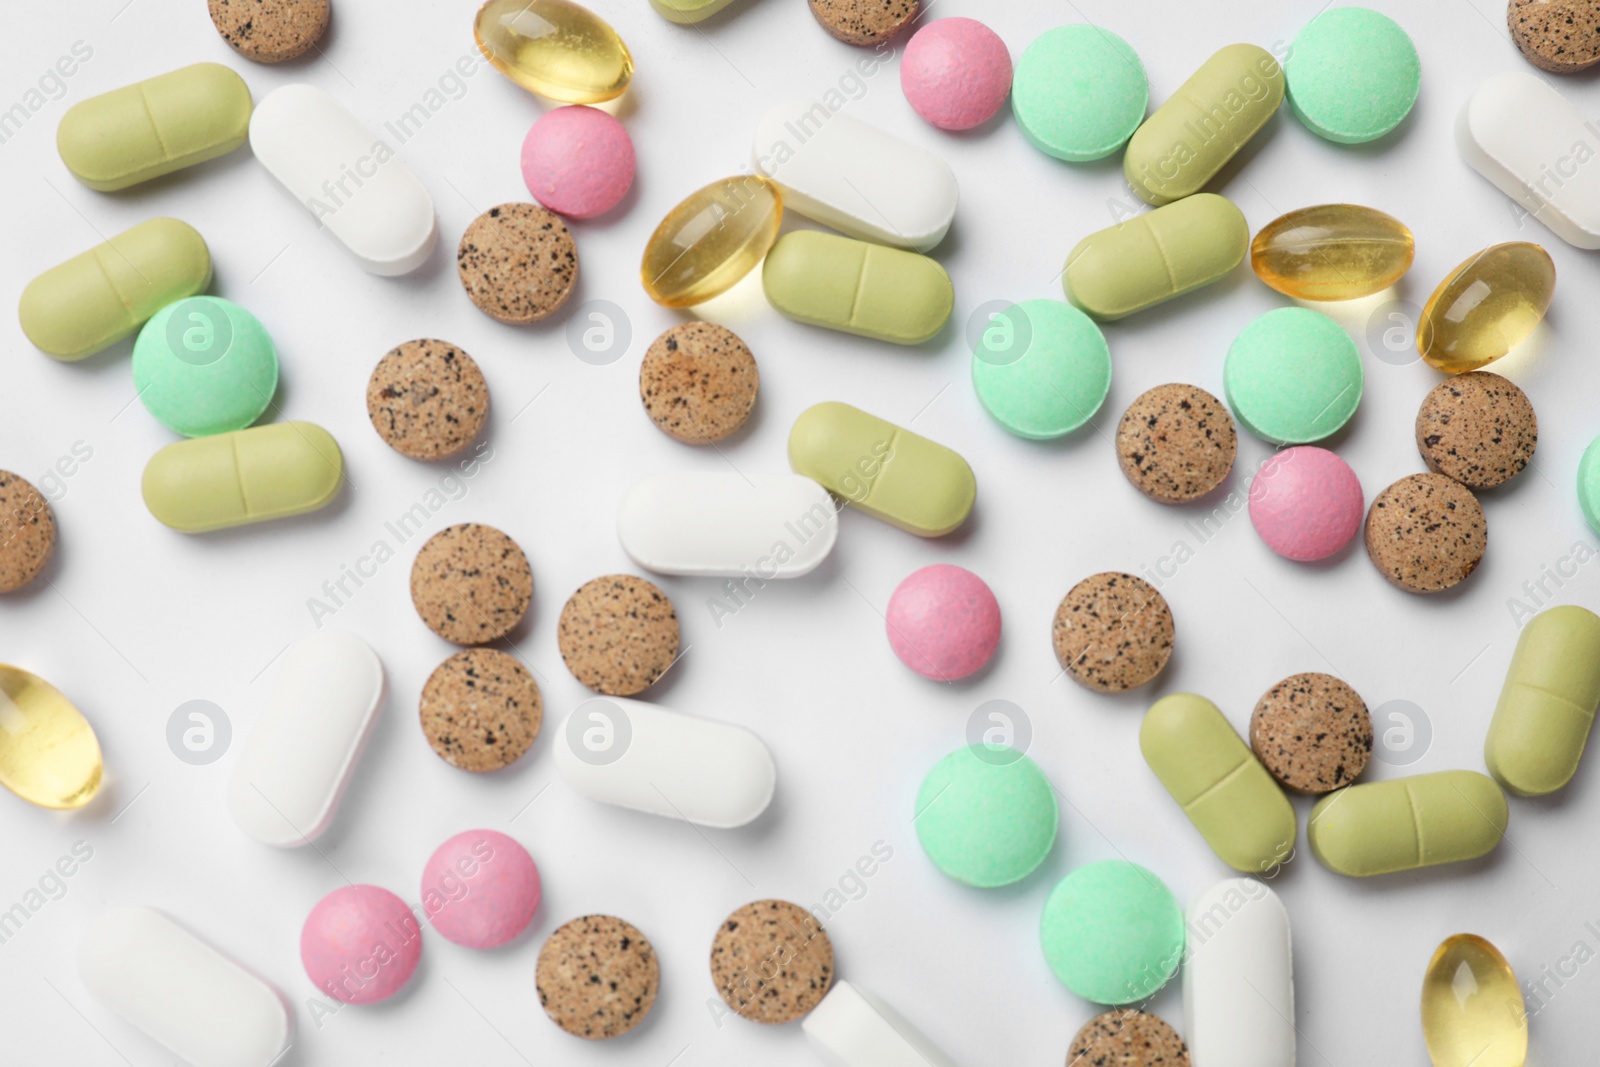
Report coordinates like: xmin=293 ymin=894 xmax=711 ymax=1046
xmin=1 ymin=0 xmax=1597 ymax=1063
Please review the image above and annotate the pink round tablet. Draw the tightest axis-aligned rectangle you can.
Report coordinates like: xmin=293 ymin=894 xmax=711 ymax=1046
xmin=886 ymin=564 xmax=1001 ymax=681
xmin=301 ymin=885 xmax=422 ymax=1005
xmin=1249 ymin=447 xmax=1364 ymax=562
xmin=520 ymin=105 xmax=635 ymax=219
xmin=900 ymin=18 xmax=1013 ymax=131
xmin=421 ymin=829 xmax=540 ymax=950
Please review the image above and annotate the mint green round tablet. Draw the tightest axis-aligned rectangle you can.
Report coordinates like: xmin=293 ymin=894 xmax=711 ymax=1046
xmin=1286 ymin=7 xmax=1420 ymax=144
xmin=972 ymin=299 xmax=1111 ymax=439
xmin=1579 ymin=435 xmax=1600 ymax=534
xmin=1224 ymin=307 xmax=1362 ymax=445
xmin=1040 ymin=860 xmax=1183 ymax=1005
xmin=133 ymin=296 xmax=278 ymax=438
xmin=915 ymin=746 xmax=1058 ymax=888
xmin=1012 ymin=25 xmax=1147 ymax=162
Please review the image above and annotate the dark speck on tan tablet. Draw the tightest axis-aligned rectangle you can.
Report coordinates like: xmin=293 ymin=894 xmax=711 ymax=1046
xmin=537 ymin=915 xmax=659 ymax=1040
xmin=410 ymin=523 xmax=533 ymax=644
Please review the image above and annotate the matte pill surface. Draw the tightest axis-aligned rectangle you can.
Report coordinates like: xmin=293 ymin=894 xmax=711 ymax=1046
xmin=0 ymin=473 xmax=57 ymax=593
xmin=19 ymin=218 xmax=211 ymax=361
xmin=1141 ymin=693 xmax=1297 ymax=873
xmin=1510 ymin=0 xmax=1600 ymax=72
xmin=1250 ymin=672 xmax=1373 ymax=793
xmin=557 ymin=575 xmax=680 ymax=695
xmin=302 ymin=885 xmax=422 ymax=1004
xmin=1250 ymin=203 xmax=1414 ymax=301
xmin=80 ymin=906 xmax=289 ymax=1067
xmin=1248 ymin=447 xmax=1364 ymax=562
xmin=133 ymin=297 xmax=278 ymax=437
xmin=1224 ymin=307 xmax=1363 ymax=444
xmin=638 ymin=322 xmax=759 ymax=444
xmin=458 ymin=203 xmax=578 ymax=323
xmin=788 ymin=401 xmax=975 ymax=537
xmin=1070 ymin=1011 xmax=1190 ymax=1067
xmin=209 ymin=0 xmax=330 ymax=63
xmin=538 ymin=915 xmax=659 ymax=1039
xmin=1040 ymin=861 xmax=1184 ymax=1005
xmin=58 ymin=63 xmax=251 ymax=191
xmin=366 ymin=339 xmax=489 ymax=461
xmin=1415 ymin=372 xmax=1537 ymax=489
xmin=521 ymin=105 xmax=635 ymax=219
xmin=1581 ymin=434 xmax=1600 ymax=535
xmin=142 ymin=421 xmax=344 ymax=533
xmin=901 ymin=18 xmax=1012 ymax=132
xmin=650 ymin=0 xmax=741 ymax=22
xmin=421 ymin=829 xmax=540 ymax=949
xmin=419 ymin=648 xmax=543 ymax=772
xmin=1308 ymin=770 xmax=1508 ymax=876
xmin=1123 ymin=44 xmax=1284 ymax=206
xmin=802 ymin=981 xmax=960 ymax=1067
xmin=808 ymin=0 xmax=918 ymax=45
xmin=763 ymin=230 xmax=953 ymax=344
xmin=915 ymin=745 xmax=1056 ymax=887
xmin=1053 ymin=573 xmax=1174 ymax=693
xmin=710 ymin=899 xmax=834 ymax=1024
xmin=1364 ymin=473 xmax=1487 ymax=594
xmin=1065 ymin=193 xmax=1247 ymax=320
xmin=971 ymin=299 xmax=1110 ymax=439
xmin=1417 ymin=242 xmax=1555 ymax=373
xmin=1421 ymin=934 xmax=1528 ymax=1067
xmin=642 ymin=175 xmax=781 ymax=307
xmin=1183 ymin=880 xmax=1295 ymax=1067
xmin=1114 ymin=383 xmax=1237 ymax=504
xmin=1011 ymin=25 xmax=1147 ymax=162
xmin=886 ymin=564 xmax=1000 ymax=681
xmin=410 ymin=523 xmax=533 ymax=645
xmin=1285 ymin=7 xmax=1420 ymax=143
xmin=475 ymin=0 xmax=634 ymax=103
xmin=0 ymin=665 xmax=102 ymax=809
xmin=1484 ymin=604 xmax=1600 ymax=796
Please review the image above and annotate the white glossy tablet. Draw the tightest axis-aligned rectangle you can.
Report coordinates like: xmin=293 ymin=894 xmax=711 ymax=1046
xmin=554 ymin=696 xmax=775 ymax=827
xmin=802 ymin=981 xmax=962 ymax=1067
xmin=250 ymin=84 xmax=438 ymax=274
xmin=228 ymin=630 xmax=385 ymax=847
xmin=1184 ymin=878 xmax=1296 ymax=1067
xmin=617 ymin=471 xmax=838 ymax=578
xmin=1458 ymin=71 xmax=1600 ymax=249
xmin=79 ymin=906 xmax=290 ymax=1067
xmin=753 ymin=98 xmax=958 ymax=250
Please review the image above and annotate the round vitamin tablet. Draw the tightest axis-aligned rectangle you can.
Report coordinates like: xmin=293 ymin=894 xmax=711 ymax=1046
xmin=521 ymin=106 xmax=636 ymax=219
xmin=409 ymin=523 xmax=534 ymax=645
xmin=709 ymin=900 xmax=835 ymax=1024
xmin=638 ymin=323 xmax=759 ymax=444
xmin=808 ymin=0 xmax=918 ymax=45
xmin=900 ymin=18 xmax=1013 ymax=131
xmin=557 ymin=574 xmax=680 ymax=695
xmin=971 ymin=299 xmax=1111 ymax=439
xmin=208 ymin=0 xmax=330 ymax=63
xmin=915 ymin=746 xmax=1058 ymax=888
xmin=1053 ymin=573 xmax=1174 ymax=693
xmin=1250 ymin=672 xmax=1373 ymax=793
xmin=421 ymin=829 xmax=540 ymax=949
xmin=0 ymin=473 xmax=56 ymax=593
xmin=1070 ymin=1010 xmax=1191 ymax=1067
xmin=1365 ymin=473 xmax=1488 ymax=594
xmin=1581 ymin=434 xmax=1600 ymax=535
xmin=132 ymin=296 xmax=278 ymax=438
xmin=366 ymin=339 xmax=489 ymax=461
xmin=1510 ymin=0 xmax=1600 ymax=73
xmin=1248 ymin=446 xmax=1364 ymax=562
xmin=1039 ymin=861 xmax=1184 ymax=1005
xmin=457 ymin=203 xmax=578 ymax=324
xmin=301 ymin=885 xmax=422 ymax=1005
xmin=1286 ymin=7 xmax=1420 ymax=144
xmin=885 ymin=564 xmax=1001 ymax=682
xmin=419 ymin=648 xmax=543 ymax=771
xmin=537 ymin=915 xmax=659 ymax=1039
xmin=1012 ymin=25 xmax=1148 ymax=162
xmin=1224 ymin=307 xmax=1363 ymax=445
xmin=1415 ymin=372 xmax=1537 ymax=490
xmin=1115 ymin=384 xmax=1238 ymax=504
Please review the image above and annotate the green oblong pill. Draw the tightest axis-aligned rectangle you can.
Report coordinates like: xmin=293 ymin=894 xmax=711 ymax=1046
xmin=915 ymin=746 xmax=1058 ymax=888
xmin=1223 ymin=307 xmax=1362 ymax=444
xmin=1308 ymin=770 xmax=1508 ymax=877
xmin=1040 ymin=860 xmax=1184 ymax=1005
xmin=1286 ymin=7 xmax=1419 ymax=144
xmin=1012 ymin=25 xmax=1148 ymax=162
xmin=142 ymin=422 xmax=343 ymax=533
xmin=1065 ymin=193 xmax=1248 ymax=320
xmin=133 ymin=297 xmax=278 ymax=438
xmin=763 ymin=230 xmax=953 ymax=345
xmin=970 ymin=299 xmax=1110 ymax=439
xmin=1485 ymin=605 xmax=1600 ymax=796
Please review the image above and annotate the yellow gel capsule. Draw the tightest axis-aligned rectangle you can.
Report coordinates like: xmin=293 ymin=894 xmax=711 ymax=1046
xmin=1417 ymin=243 xmax=1555 ymax=374
xmin=474 ymin=0 xmax=634 ymax=104
xmin=142 ymin=422 xmax=344 ymax=533
xmin=1250 ymin=204 xmax=1415 ymax=301
xmin=1421 ymin=934 xmax=1527 ymax=1067
xmin=641 ymin=175 xmax=782 ymax=307
xmin=0 ymin=666 xmax=102 ymax=810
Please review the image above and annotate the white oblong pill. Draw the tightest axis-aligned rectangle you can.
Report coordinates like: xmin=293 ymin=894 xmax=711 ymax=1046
xmin=1183 ymin=878 xmax=1295 ymax=1067
xmin=228 ymin=630 xmax=385 ymax=847
xmin=554 ymin=696 xmax=775 ymax=828
xmin=1458 ymin=71 xmax=1600 ymax=249
xmin=802 ymin=980 xmax=962 ymax=1067
xmin=617 ymin=471 xmax=839 ymax=579
xmin=249 ymin=84 xmax=438 ymax=274
xmin=79 ymin=906 xmax=290 ymax=1067
xmin=753 ymin=98 xmax=958 ymax=250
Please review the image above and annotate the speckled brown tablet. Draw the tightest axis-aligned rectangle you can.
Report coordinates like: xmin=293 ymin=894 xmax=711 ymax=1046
xmin=537 ymin=915 xmax=659 ymax=1040
xmin=1415 ymin=372 xmax=1537 ymax=490
xmin=1069 ymin=1009 xmax=1191 ymax=1067
xmin=558 ymin=575 xmax=680 ymax=695
xmin=808 ymin=0 xmax=919 ymax=44
xmin=1510 ymin=0 xmax=1600 ymax=73
xmin=1249 ymin=672 xmax=1373 ymax=793
xmin=410 ymin=524 xmax=533 ymax=644
xmin=710 ymin=900 xmax=834 ymax=1025
xmin=366 ymin=339 xmax=489 ymax=461
xmin=0 ymin=472 xmax=55 ymax=593
xmin=1052 ymin=573 xmax=1174 ymax=693
xmin=457 ymin=203 xmax=578 ymax=325
xmin=208 ymin=0 xmax=331 ymax=63
xmin=639 ymin=323 xmax=759 ymax=445
xmin=1364 ymin=473 xmax=1487 ymax=594
xmin=419 ymin=649 xmax=542 ymax=772
xmin=1115 ymin=384 xmax=1237 ymax=504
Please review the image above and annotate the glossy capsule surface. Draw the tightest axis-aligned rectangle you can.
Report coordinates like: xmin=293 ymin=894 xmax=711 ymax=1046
xmin=641 ymin=176 xmax=781 ymax=307
xmin=1421 ymin=934 xmax=1527 ymax=1067
xmin=474 ymin=0 xmax=633 ymax=104
xmin=1418 ymin=243 xmax=1554 ymax=373
xmin=1250 ymin=204 xmax=1414 ymax=300
xmin=0 ymin=666 xmax=102 ymax=809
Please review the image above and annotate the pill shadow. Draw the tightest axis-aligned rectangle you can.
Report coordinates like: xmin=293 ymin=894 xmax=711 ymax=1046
xmin=101 ymin=145 xmax=260 ymax=208
xmin=1095 ymin=261 xmax=1257 ymax=342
